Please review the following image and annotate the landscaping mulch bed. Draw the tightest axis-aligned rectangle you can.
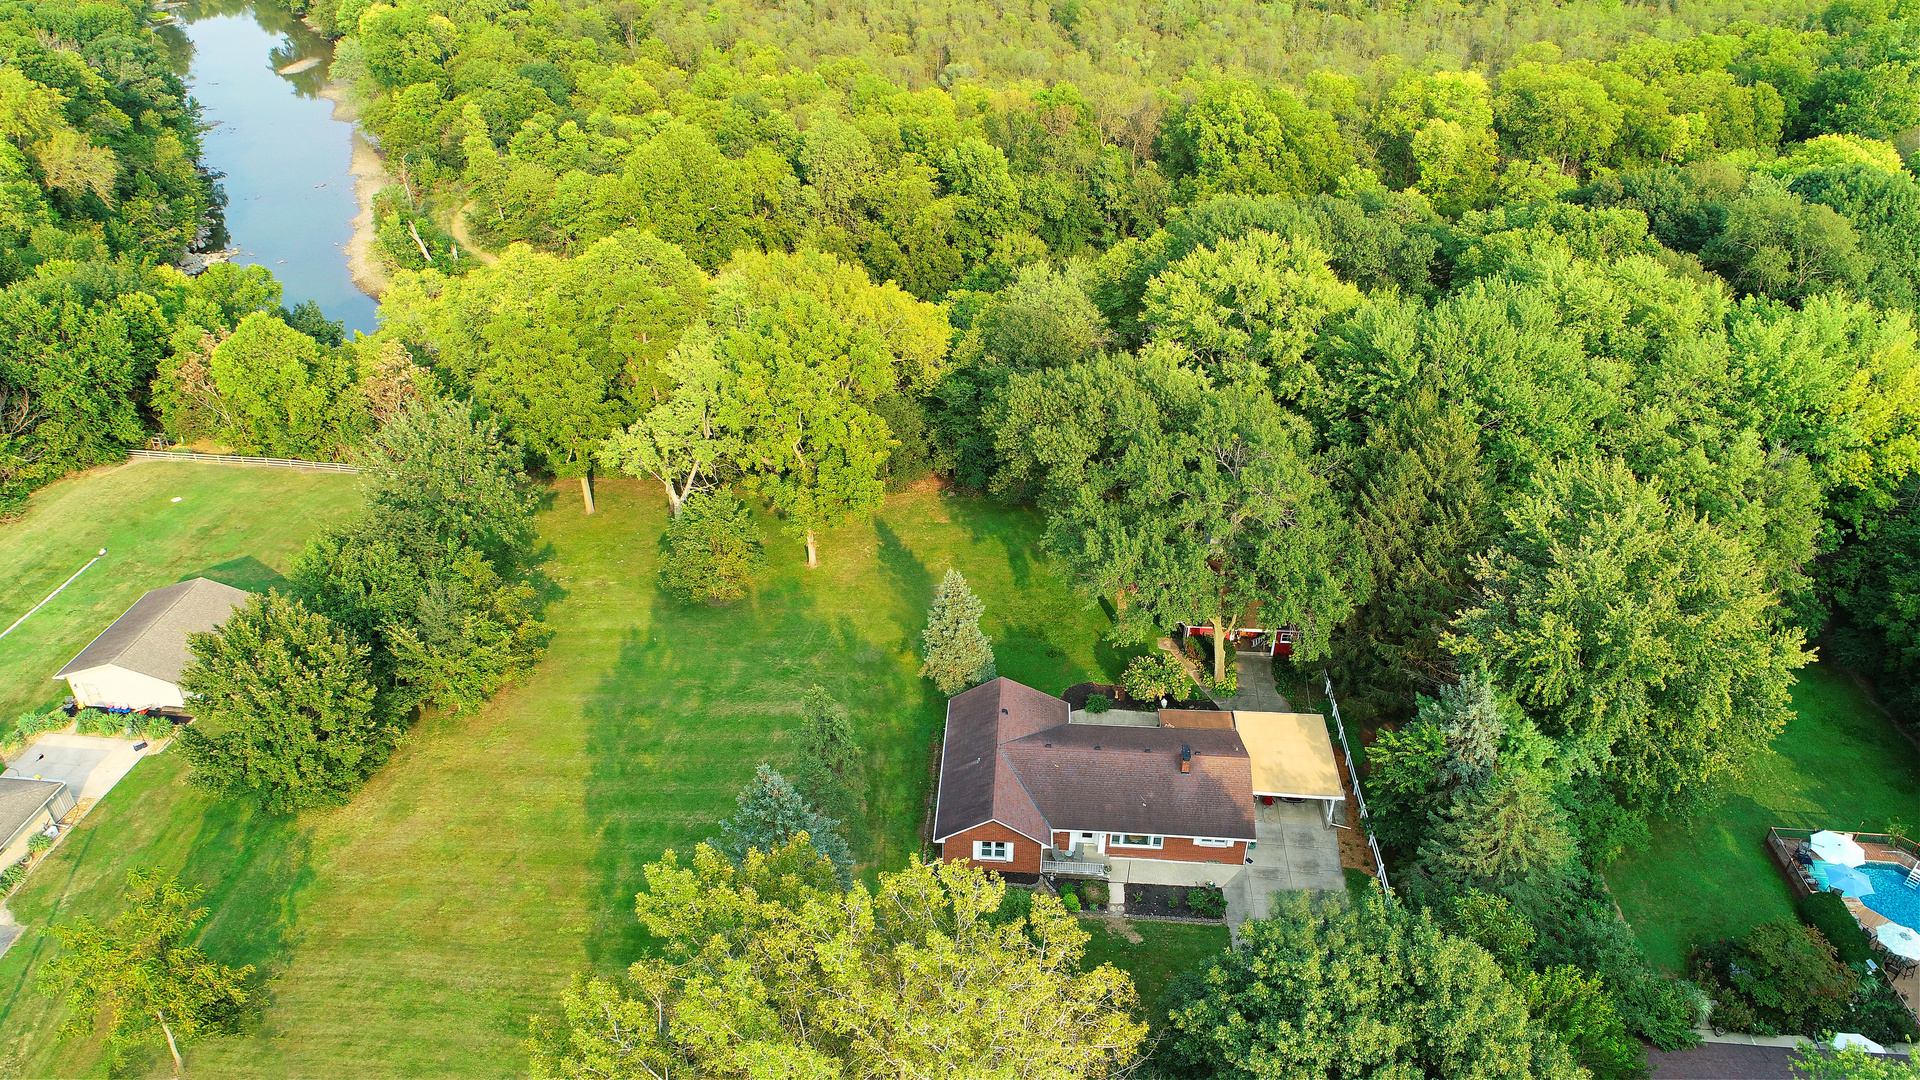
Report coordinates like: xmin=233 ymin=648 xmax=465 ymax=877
xmin=1062 ymin=682 xmax=1213 ymax=712
xmin=1125 ymin=883 xmax=1227 ymax=921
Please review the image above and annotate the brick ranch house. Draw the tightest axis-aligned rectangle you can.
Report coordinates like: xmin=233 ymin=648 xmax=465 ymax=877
xmin=933 ymin=677 xmax=1344 ymax=879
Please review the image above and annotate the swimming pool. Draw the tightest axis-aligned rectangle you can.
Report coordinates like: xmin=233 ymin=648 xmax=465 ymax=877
xmin=1857 ymin=862 xmax=1920 ymax=928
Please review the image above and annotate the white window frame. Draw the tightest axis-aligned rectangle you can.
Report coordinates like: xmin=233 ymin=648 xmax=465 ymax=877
xmin=1194 ymin=837 xmax=1235 ymax=848
xmin=1108 ymin=834 xmax=1164 ymax=850
xmin=973 ymin=840 xmax=1013 ymax=862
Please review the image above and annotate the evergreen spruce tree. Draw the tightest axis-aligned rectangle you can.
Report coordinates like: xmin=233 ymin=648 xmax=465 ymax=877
xmin=794 ymin=686 xmax=863 ymax=839
xmin=919 ymin=569 xmax=997 ymax=695
xmin=711 ymin=765 xmax=855 ymax=886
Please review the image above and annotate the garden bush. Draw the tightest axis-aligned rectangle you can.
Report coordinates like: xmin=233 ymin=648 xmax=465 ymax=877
xmin=1188 ymin=887 xmax=1227 ymax=919
xmin=1691 ymin=919 xmax=1854 ymax=1036
xmin=13 ymin=710 xmax=64 ymax=739
xmin=1121 ymin=653 xmax=1190 ymax=703
xmin=988 ymin=885 xmax=1033 ymax=926
xmin=658 ymin=491 xmax=765 ymax=604
xmin=1079 ymin=880 xmax=1108 ymax=907
xmin=1799 ymin=891 xmax=1876 ymax=965
xmin=75 ymin=710 xmax=122 ymax=736
xmin=27 ymin=832 xmax=51 ymax=856
xmin=0 ymin=862 xmax=26 ymax=891
xmin=1084 ymin=693 xmax=1111 ymax=714
xmin=1061 ymin=891 xmax=1081 ymax=913
xmin=142 ymin=715 xmax=175 ymax=742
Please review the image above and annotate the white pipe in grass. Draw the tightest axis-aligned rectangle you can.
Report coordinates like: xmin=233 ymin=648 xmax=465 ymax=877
xmin=0 ymin=549 xmax=106 ymax=643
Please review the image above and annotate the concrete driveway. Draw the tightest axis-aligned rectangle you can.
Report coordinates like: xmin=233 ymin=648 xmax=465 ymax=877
xmin=4 ymin=733 xmax=150 ymax=803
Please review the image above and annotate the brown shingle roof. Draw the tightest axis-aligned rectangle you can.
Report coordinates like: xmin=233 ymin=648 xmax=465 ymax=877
xmin=933 ymin=678 xmax=1255 ymax=844
xmin=1003 ymin=725 xmax=1255 ymax=840
xmin=54 ymin=578 xmax=250 ymax=684
xmin=932 ymin=679 xmax=1063 ymax=843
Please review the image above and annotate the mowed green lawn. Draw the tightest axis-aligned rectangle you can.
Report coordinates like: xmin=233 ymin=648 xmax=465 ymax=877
xmin=1080 ymin=919 xmax=1231 ymax=1030
xmin=0 ymin=462 xmax=364 ymax=720
xmin=0 ymin=475 xmax=1135 ymax=1077
xmin=1607 ymin=663 xmax=1920 ymax=971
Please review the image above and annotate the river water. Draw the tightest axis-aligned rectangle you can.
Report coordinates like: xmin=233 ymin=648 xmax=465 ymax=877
xmin=165 ymin=1 xmax=379 ymax=334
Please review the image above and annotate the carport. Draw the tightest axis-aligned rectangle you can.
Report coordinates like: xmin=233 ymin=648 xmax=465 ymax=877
xmin=1232 ymin=711 xmax=1346 ymax=825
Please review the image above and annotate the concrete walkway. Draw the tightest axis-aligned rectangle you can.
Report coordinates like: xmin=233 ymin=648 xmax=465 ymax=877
xmin=1210 ymin=650 xmax=1293 ymax=712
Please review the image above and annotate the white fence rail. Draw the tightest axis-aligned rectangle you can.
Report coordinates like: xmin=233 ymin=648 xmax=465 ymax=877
xmin=127 ymin=449 xmax=358 ymax=473
xmin=1324 ymin=671 xmax=1391 ymax=898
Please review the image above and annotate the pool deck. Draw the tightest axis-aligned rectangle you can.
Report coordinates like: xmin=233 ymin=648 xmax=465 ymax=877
xmin=1770 ymin=830 xmax=1920 ymax=1028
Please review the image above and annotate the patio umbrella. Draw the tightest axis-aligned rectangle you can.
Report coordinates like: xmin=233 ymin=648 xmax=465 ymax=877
xmin=1824 ymin=863 xmax=1877 ymax=897
xmin=1834 ymin=1033 xmax=1888 ymax=1054
xmin=1811 ymin=830 xmax=1869 ymax=867
xmin=1876 ymin=922 xmax=1920 ymax=960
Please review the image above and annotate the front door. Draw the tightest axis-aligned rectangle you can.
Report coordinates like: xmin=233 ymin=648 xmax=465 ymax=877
xmin=1077 ymin=832 xmax=1101 ymax=857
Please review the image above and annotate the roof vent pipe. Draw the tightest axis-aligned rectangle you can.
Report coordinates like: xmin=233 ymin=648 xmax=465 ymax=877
xmin=1180 ymin=745 xmax=1192 ymax=774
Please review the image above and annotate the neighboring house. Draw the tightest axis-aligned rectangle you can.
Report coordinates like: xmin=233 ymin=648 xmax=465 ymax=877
xmin=932 ymin=678 xmax=1345 ymax=878
xmin=54 ymin=578 xmax=250 ymax=712
xmin=0 ymin=777 xmax=72 ymax=868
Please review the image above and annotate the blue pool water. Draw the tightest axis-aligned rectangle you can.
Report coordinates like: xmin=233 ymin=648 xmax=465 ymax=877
xmin=1857 ymin=863 xmax=1920 ymax=927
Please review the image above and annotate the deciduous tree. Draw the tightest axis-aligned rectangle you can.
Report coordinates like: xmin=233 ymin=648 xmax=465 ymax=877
xmin=176 ymin=591 xmax=391 ymax=812
xmin=528 ymin=838 xmax=1145 ymax=1079
xmin=656 ymin=490 xmax=764 ymax=604
xmin=42 ymin=869 xmax=251 ymax=1076
xmin=1162 ymin=890 xmax=1583 ymax=1080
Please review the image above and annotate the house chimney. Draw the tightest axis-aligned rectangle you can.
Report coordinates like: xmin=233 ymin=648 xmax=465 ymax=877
xmin=1180 ymin=744 xmax=1192 ymax=774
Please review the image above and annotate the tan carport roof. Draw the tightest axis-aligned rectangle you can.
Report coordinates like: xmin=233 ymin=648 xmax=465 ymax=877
xmin=1232 ymin=711 xmax=1344 ymax=801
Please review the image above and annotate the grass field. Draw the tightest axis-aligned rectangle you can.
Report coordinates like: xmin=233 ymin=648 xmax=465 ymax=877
xmin=0 ymin=474 xmax=1140 ymax=1077
xmin=1606 ymin=663 xmax=1920 ymax=971
xmin=0 ymin=462 xmax=364 ymax=721
xmin=1080 ymin=919 xmax=1231 ymax=1030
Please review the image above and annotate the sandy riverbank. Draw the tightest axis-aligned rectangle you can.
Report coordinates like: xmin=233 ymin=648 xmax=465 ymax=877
xmin=316 ymin=79 xmax=391 ymax=299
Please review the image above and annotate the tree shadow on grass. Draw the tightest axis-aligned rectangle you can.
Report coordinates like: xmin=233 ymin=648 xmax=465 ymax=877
xmin=189 ymin=555 xmax=287 ymax=593
xmin=875 ymin=521 xmax=936 ymax=617
xmin=941 ymin=498 xmax=1035 ymax=587
xmin=0 ymin=777 xmax=316 ymax=1073
xmin=578 ymin=574 xmax=925 ymax=969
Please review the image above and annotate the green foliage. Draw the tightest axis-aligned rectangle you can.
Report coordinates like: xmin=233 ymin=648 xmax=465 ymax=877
xmin=0 ymin=861 xmax=24 ymax=892
xmin=355 ymin=399 xmax=536 ymax=564
xmin=1690 ymin=919 xmax=1862 ymax=1037
xmin=205 ymin=312 xmax=368 ymax=459
xmin=26 ymin=832 xmax=51 ymax=856
xmin=792 ymin=685 xmax=863 ymax=838
xmin=1163 ymin=891 xmax=1583 ymax=1080
xmin=1516 ymin=966 xmax=1650 ymax=1080
xmin=1795 ymin=1047 xmax=1920 ymax=1079
xmin=1449 ymin=457 xmax=1809 ymax=817
xmin=1798 ymin=891 xmax=1876 ymax=965
xmin=1062 ymin=890 xmax=1082 ymax=913
xmin=1421 ymin=771 xmax=1578 ymax=890
xmin=919 ymin=568 xmax=996 ymax=696
xmin=1186 ymin=887 xmax=1226 ymax=919
xmin=1120 ymin=653 xmax=1189 ymax=704
xmin=528 ymin=842 xmax=1145 ymax=1079
xmin=710 ymin=764 xmax=855 ymax=887
xmin=656 ymin=491 xmax=765 ymax=605
xmin=996 ymin=358 xmax=1365 ymax=683
xmin=41 ymin=870 xmax=251 ymax=1071
xmin=176 ymin=591 xmax=391 ymax=813
xmin=1444 ymin=889 xmax=1537 ymax=971
xmin=1084 ymin=693 xmax=1111 ymax=714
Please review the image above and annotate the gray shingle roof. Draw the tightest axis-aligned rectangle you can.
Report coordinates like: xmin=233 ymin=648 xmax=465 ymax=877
xmin=0 ymin=777 xmax=63 ymax=848
xmin=55 ymin=578 xmax=250 ymax=684
xmin=933 ymin=678 xmax=1256 ymax=844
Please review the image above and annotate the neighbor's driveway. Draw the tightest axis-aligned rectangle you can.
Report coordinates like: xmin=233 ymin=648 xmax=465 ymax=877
xmin=5 ymin=732 xmax=151 ymax=803
xmin=1210 ymin=650 xmax=1293 ymax=712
